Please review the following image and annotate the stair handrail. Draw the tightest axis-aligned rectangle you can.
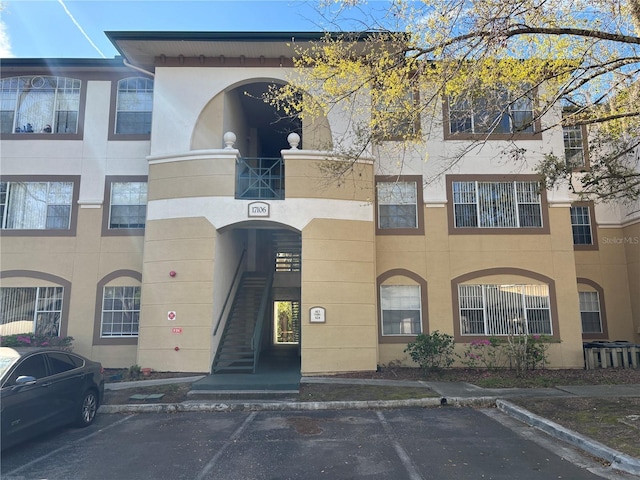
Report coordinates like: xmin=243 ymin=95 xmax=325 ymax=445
xmin=251 ymin=268 xmax=275 ymax=373
xmin=213 ymin=248 xmax=247 ymax=336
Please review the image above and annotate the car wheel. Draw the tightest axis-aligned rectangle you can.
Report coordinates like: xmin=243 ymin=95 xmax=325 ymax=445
xmin=76 ymin=390 xmax=99 ymax=427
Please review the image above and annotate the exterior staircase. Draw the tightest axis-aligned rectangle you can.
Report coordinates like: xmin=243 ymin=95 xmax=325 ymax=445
xmin=212 ymin=273 xmax=268 ymax=373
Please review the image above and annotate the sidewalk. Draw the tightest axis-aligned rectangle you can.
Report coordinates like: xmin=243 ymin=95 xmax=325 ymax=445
xmin=101 ymin=377 xmax=640 ymax=476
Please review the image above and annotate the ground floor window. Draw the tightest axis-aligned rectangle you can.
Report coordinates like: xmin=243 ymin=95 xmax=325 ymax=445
xmin=101 ymin=286 xmax=140 ymax=337
xmin=0 ymin=286 xmax=63 ymax=336
xmin=458 ymin=284 xmax=552 ymax=336
xmin=380 ymin=285 xmax=422 ymax=335
xmin=579 ymin=291 xmax=602 ymax=334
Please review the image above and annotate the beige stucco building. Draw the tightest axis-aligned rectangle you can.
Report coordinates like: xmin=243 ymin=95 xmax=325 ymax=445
xmin=1 ymin=32 xmax=638 ymax=375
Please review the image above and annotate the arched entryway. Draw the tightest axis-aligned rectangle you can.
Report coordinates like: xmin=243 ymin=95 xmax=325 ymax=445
xmin=211 ymin=223 xmax=301 ymax=379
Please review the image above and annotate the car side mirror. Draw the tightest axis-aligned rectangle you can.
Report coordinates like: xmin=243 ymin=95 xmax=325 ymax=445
xmin=15 ymin=375 xmax=37 ymax=386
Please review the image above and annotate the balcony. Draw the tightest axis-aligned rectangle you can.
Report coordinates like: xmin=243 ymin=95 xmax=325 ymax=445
xmin=236 ymin=157 xmax=284 ymax=200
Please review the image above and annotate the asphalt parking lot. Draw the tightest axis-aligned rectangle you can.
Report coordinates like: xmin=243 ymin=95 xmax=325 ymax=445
xmin=1 ymin=408 xmax=634 ymax=480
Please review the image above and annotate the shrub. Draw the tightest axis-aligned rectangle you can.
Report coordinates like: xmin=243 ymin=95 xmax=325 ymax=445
xmin=459 ymin=337 xmax=504 ymax=369
xmin=127 ymin=364 xmax=142 ymax=380
xmin=404 ymin=331 xmax=455 ymax=374
xmin=0 ymin=333 xmax=74 ymax=350
xmin=495 ymin=334 xmax=553 ymax=375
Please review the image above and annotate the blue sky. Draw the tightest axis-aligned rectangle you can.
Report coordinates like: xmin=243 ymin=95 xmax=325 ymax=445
xmin=0 ymin=0 xmax=388 ymax=59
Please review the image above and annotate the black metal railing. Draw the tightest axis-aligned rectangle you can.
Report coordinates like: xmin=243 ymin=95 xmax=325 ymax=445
xmin=236 ymin=157 xmax=284 ymax=200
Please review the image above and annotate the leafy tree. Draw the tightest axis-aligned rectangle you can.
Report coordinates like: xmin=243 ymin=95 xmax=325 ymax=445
xmin=269 ymin=0 xmax=640 ymax=203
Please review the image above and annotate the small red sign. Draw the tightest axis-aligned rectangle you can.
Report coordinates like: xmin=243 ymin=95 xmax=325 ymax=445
xmin=167 ymin=311 xmax=176 ymax=321
xmin=171 ymin=327 xmax=183 ymax=334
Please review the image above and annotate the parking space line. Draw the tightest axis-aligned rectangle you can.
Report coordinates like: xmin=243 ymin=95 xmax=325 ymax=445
xmin=4 ymin=415 xmax=135 ymax=477
xmin=375 ymin=411 xmax=424 ymax=480
xmin=193 ymin=411 xmax=257 ymax=480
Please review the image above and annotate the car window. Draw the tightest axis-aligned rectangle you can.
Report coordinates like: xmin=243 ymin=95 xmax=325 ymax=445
xmin=67 ymin=353 xmax=84 ymax=368
xmin=47 ymin=352 xmax=79 ymax=375
xmin=6 ymin=353 xmax=48 ymax=385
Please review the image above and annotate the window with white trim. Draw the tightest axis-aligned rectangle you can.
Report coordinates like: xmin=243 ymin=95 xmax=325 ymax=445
xmin=0 ymin=76 xmax=81 ymax=134
xmin=109 ymin=182 xmax=147 ymax=229
xmin=570 ymin=205 xmax=593 ymax=245
xmin=458 ymin=284 xmax=552 ymax=335
xmin=0 ymin=286 xmax=63 ymax=336
xmin=579 ymin=291 xmax=602 ymax=334
xmin=452 ymin=181 xmax=542 ymax=228
xmin=377 ymin=181 xmax=418 ymax=229
xmin=101 ymin=286 xmax=140 ymax=337
xmin=448 ymin=87 xmax=534 ymax=135
xmin=115 ymin=77 xmax=153 ymax=134
xmin=380 ymin=285 xmax=422 ymax=335
xmin=563 ymin=125 xmax=586 ymax=168
xmin=0 ymin=181 xmax=73 ymax=230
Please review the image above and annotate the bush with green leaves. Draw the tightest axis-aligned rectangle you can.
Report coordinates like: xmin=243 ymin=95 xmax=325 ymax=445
xmin=404 ymin=331 xmax=455 ymax=374
xmin=491 ymin=334 xmax=553 ymax=375
xmin=459 ymin=337 xmax=504 ymax=370
xmin=0 ymin=333 xmax=74 ymax=350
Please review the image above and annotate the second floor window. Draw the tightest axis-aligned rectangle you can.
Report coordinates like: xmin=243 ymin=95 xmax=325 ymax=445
xmin=563 ymin=124 xmax=586 ymax=168
xmin=452 ymin=181 xmax=542 ymax=229
xmin=115 ymin=77 xmax=153 ymax=134
xmin=448 ymin=87 xmax=534 ymax=136
xmin=1 ymin=181 xmax=73 ymax=230
xmin=0 ymin=76 xmax=81 ymax=135
xmin=109 ymin=182 xmax=147 ymax=229
xmin=377 ymin=181 xmax=418 ymax=229
xmin=570 ymin=205 xmax=593 ymax=245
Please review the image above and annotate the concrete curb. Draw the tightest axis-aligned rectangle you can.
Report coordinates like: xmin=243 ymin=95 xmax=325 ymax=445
xmin=98 ymin=395 xmax=495 ymax=414
xmin=496 ymin=399 xmax=640 ymax=477
xmin=104 ymin=376 xmax=206 ymax=391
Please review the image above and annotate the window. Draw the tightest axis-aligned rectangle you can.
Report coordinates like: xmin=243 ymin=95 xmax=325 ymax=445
xmin=452 ymin=180 xmax=542 ymax=228
xmin=101 ymin=286 xmax=141 ymax=337
xmin=377 ymin=180 xmax=418 ymax=229
xmin=0 ymin=286 xmax=64 ymax=336
xmin=373 ymin=88 xmax=420 ymax=140
xmin=0 ymin=76 xmax=81 ymax=134
xmin=115 ymin=77 xmax=153 ymax=134
xmin=47 ymin=352 xmax=82 ymax=375
xmin=5 ymin=354 xmax=48 ymax=385
xmin=109 ymin=182 xmax=147 ymax=229
xmin=563 ymin=125 xmax=586 ymax=168
xmin=0 ymin=181 xmax=73 ymax=230
xmin=579 ymin=291 xmax=602 ymax=334
xmin=448 ymin=86 xmax=534 ymax=136
xmin=458 ymin=284 xmax=552 ymax=336
xmin=570 ymin=205 xmax=593 ymax=245
xmin=380 ymin=285 xmax=422 ymax=335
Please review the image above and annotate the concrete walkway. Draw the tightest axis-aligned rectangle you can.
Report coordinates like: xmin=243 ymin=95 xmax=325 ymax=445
xmin=101 ymin=377 xmax=640 ymax=476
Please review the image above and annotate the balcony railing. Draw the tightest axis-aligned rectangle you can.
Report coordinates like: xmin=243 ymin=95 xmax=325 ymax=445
xmin=236 ymin=157 xmax=284 ymax=200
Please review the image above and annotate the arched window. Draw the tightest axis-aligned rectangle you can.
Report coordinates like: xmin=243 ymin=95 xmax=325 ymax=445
xmin=452 ymin=268 xmax=559 ymax=341
xmin=115 ymin=77 xmax=153 ymax=134
xmin=377 ymin=269 xmax=429 ymax=343
xmin=577 ymin=278 xmax=608 ymax=339
xmin=0 ymin=76 xmax=81 ymax=134
xmin=93 ymin=270 xmax=141 ymax=345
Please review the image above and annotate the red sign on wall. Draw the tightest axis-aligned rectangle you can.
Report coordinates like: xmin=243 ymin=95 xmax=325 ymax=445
xmin=171 ymin=327 xmax=183 ymax=334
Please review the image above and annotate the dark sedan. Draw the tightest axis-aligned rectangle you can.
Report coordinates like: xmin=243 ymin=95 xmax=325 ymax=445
xmin=0 ymin=347 xmax=105 ymax=450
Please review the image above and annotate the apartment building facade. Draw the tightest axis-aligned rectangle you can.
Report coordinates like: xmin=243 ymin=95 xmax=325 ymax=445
xmin=1 ymin=32 xmax=638 ymax=375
